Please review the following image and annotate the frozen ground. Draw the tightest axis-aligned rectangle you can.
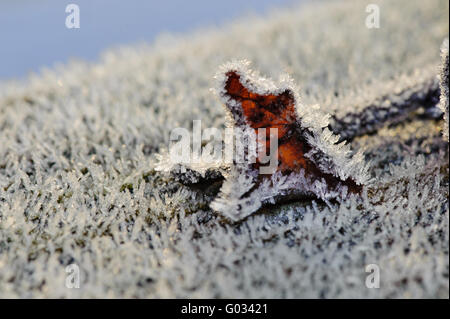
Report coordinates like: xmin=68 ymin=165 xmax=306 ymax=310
xmin=0 ymin=0 xmax=448 ymax=298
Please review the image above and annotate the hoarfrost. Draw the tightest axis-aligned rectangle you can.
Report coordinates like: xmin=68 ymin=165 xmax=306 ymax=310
xmin=439 ymin=38 xmax=449 ymax=141
xmin=0 ymin=0 xmax=448 ymax=299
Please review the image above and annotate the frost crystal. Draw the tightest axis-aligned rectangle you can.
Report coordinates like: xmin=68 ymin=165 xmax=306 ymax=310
xmin=208 ymin=61 xmax=370 ymax=221
xmin=0 ymin=0 xmax=447 ymax=299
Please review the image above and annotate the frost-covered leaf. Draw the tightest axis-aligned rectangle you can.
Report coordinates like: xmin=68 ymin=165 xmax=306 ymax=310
xmin=209 ymin=60 xmax=370 ymax=221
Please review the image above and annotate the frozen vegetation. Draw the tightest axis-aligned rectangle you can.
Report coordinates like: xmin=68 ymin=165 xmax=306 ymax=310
xmin=0 ymin=0 xmax=448 ymax=298
xmin=439 ymin=38 xmax=449 ymax=142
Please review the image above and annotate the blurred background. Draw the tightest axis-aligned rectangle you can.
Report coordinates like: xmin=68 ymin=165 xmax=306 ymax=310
xmin=0 ymin=0 xmax=296 ymax=81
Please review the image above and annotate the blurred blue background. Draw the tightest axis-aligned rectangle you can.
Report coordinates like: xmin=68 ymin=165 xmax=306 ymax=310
xmin=0 ymin=0 xmax=295 ymax=80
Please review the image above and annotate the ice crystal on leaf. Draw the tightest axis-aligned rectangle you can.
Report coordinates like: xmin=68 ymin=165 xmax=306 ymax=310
xmin=208 ymin=60 xmax=370 ymax=221
xmin=0 ymin=0 xmax=447 ymax=299
xmin=155 ymin=147 xmax=227 ymax=184
xmin=157 ymin=60 xmax=371 ymax=221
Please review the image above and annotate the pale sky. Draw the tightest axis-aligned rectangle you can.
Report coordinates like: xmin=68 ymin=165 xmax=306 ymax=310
xmin=0 ymin=0 xmax=296 ymax=80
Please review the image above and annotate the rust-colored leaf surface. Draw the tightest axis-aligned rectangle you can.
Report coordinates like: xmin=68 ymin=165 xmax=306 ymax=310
xmin=223 ymin=71 xmax=361 ymax=194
